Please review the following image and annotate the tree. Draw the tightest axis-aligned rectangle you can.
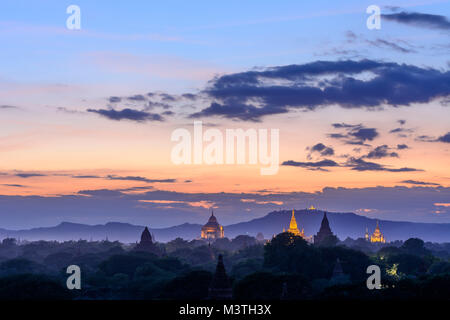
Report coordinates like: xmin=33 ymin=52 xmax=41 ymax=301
xmin=401 ymin=238 xmax=430 ymax=256
xmin=161 ymin=270 xmax=212 ymax=299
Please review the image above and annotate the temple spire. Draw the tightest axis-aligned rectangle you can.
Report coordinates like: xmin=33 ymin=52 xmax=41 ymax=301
xmin=286 ymin=209 xmax=305 ymax=238
xmin=208 ymin=254 xmax=232 ymax=299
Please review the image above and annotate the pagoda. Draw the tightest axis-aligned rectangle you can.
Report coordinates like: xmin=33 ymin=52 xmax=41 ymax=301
xmin=370 ymin=221 xmax=386 ymax=243
xmin=134 ymin=227 xmax=162 ymax=256
xmin=201 ymin=210 xmax=225 ymax=240
xmin=314 ymin=212 xmax=335 ymax=245
xmin=208 ymin=254 xmax=232 ymax=299
xmin=285 ymin=209 xmax=305 ymax=238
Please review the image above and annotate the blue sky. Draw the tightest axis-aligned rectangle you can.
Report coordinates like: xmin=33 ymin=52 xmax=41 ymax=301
xmin=1 ymin=0 xmax=449 ymax=89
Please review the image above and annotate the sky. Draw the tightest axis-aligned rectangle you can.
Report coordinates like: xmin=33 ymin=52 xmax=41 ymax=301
xmin=0 ymin=0 xmax=449 ymax=229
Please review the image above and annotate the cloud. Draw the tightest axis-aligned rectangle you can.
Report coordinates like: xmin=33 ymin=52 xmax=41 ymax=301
xmin=282 ymin=159 xmax=339 ymax=171
xmin=364 ymin=145 xmax=399 ymax=159
xmin=397 ymin=144 xmax=409 ymax=150
xmin=310 ymin=143 xmax=335 ymax=156
xmin=1 ymin=184 xmax=28 ymax=188
xmin=329 ymin=123 xmax=379 ymax=145
xmin=389 ymin=127 xmax=414 ymax=134
xmin=346 ymin=157 xmax=422 ymax=172
xmin=108 ymin=96 xmax=121 ymax=103
xmin=189 ymin=101 xmax=288 ymax=122
xmin=366 ymin=38 xmax=415 ymax=53
xmin=188 ymin=59 xmax=450 ymax=121
xmin=0 ymin=105 xmax=19 ymax=109
xmin=417 ymin=132 xmax=450 ymax=143
xmin=87 ymin=108 xmax=164 ymax=122
xmin=382 ymin=12 xmax=450 ymax=30
xmin=2 ymin=186 xmax=450 ymax=229
xmin=437 ymin=132 xmax=450 ymax=143
xmin=400 ymin=180 xmax=441 ymax=186
xmin=106 ymin=175 xmax=176 ymax=183
xmin=15 ymin=173 xmax=46 ymax=178
xmin=72 ymin=175 xmax=103 ymax=179
xmin=127 ymin=94 xmax=147 ymax=101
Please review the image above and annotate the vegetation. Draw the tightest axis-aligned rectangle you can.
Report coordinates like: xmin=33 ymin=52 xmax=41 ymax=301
xmin=0 ymin=234 xmax=449 ymax=300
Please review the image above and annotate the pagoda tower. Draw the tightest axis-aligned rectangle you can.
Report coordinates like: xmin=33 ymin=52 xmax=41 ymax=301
xmin=314 ymin=212 xmax=335 ymax=244
xmin=208 ymin=255 xmax=232 ymax=299
xmin=370 ymin=221 xmax=386 ymax=243
xmin=286 ymin=209 xmax=305 ymax=238
xmin=134 ymin=227 xmax=162 ymax=256
xmin=201 ymin=210 xmax=225 ymax=240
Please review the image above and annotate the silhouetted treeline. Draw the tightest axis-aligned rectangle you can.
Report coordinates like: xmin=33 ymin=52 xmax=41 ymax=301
xmin=0 ymin=235 xmax=449 ymax=300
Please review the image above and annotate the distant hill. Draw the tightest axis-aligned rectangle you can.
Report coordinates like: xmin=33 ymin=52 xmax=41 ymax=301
xmin=1 ymin=209 xmax=450 ymax=243
xmin=226 ymin=209 xmax=450 ymax=242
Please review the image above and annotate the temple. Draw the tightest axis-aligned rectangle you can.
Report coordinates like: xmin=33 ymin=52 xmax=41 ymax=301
xmin=314 ymin=212 xmax=335 ymax=245
xmin=201 ymin=211 xmax=224 ymax=240
xmin=208 ymin=254 xmax=232 ymax=299
xmin=134 ymin=227 xmax=162 ymax=256
xmin=369 ymin=221 xmax=386 ymax=243
xmin=285 ymin=209 xmax=305 ymax=238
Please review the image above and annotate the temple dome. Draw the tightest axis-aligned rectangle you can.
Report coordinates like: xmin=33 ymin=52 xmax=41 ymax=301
xmin=201 ymin=211 xmax=224 ymax=240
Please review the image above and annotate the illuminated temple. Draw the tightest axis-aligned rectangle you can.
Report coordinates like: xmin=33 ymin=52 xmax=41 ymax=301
xmin=201 ymin=211 xmax=225 ymax=240
xmin=367 ymin=221 xmax=386 ymax=243
xmin=284 ymin=209 xmax=305 ymax=238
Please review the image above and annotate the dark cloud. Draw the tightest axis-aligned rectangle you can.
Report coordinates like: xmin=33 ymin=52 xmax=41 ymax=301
xmin=282 ymin=159 xmax=339 ymax=170
xmin=188 ymin=59 xmax=450 ymax=121
xmin=15 ymin=173 xmax=46 ymax=178
xmin=106 ymin=175 xmax=176 ymax=183
xmin=108 ymin=96 xmax=121 ymax=103
xmin=350 ymin=128 xmax=378 ymax=143
xmin=389 ymin=127 xmax=414 ymax=134
xmin=309 ymin=143 xmax=335 ymax=157
xmin=189 ymin=101 xmax=288 ymax=122
xmin=1 ymin=184 xmax=27 ymax=188
xmin=146 ymin=101 xmax=172 ymax=110
xmin=398 ymin=119 xmax=406 ymax=125
xmin=382 ymin=12 xmax=450 ymax=30
xmin=127 ymin=94 xmax=147 ymax=102
xmin=366 ymin=39 xmax=415 ymax=53
xmin=364 ymin=145 xmax=399 ymax=159
xmin=329 ymin=123 xmax=379 ymax=145
xmin=72 ymin=175 xmax=102 ymax=179
xmin=332 ymin=123 xmax=360 ymax=129
xmin=87 ymin=108 xmax=164 ymax=122
xmin=346 ymin=157 xmax=422 ymax=172
xmin=437 ymin=132 xmax=450 ymax=143
xmin=417 ymin=132 xmax=450 ymax=143
xmin=397 ymin=144 xmax=409 ymax=150
xmin=0 ymin=105 xmax=19 ymax=109
xmin=181 ymin=93 xmax=197 ymax=100
xmin=160 ymin=93 xmax=177 ymax=102
xmin=400 ymin=180 xmax=441 ymax=186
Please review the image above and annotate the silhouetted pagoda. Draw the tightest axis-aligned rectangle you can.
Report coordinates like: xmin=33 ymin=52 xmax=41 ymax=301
xmin=332 ymin=258 xmax=344 ymax=278
xmin=134 ymin=227 xmax=162 ymax=256
xmin=314 ymin=212 xmax=335 ymax=245
xmin=208 ymin=254 xmax=232 ymax=299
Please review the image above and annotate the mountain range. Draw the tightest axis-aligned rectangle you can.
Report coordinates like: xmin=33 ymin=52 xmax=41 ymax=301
xmin=1 ymin=209 xmax=450 ymax=243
